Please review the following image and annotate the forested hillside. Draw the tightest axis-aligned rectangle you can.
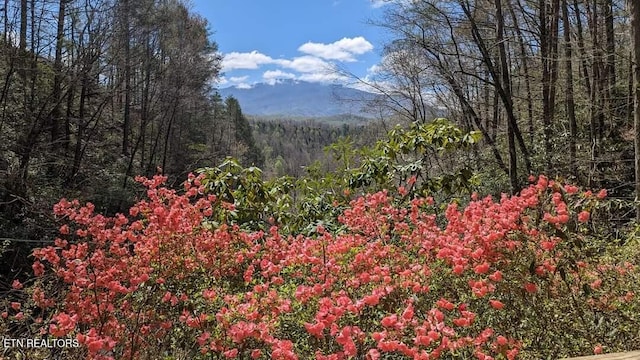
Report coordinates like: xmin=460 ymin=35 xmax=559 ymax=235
xmin=251 ymin=116 xmax=386 ymax=177
xmin=2 ymin=0 xmax=640 ymax=359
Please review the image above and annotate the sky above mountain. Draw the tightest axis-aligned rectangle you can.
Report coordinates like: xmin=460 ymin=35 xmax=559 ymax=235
xmin=190 ymin=0 xmax=394 ymax=89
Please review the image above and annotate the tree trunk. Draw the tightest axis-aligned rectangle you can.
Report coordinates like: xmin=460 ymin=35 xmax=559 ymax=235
xmin=540 ymin=0 xmax=551 ymax=170
xmin=629 ymin=0 xmax=640 ymax=220
xmin=3 ymin=0 xmax=8 ymax=44
xmin=574 ymin=0 xmax=592 ymax=96
xmin=496 ymin=0 xmax=518 ymax=193
xmin=604 ymin=0 xmax=616 ymax=129
xmin=562 ymin=0 xmax=578 ymax=178
xmin=541 ymin=0 xmax=560 ymax=172
xmin=71 ymin=74 xmax=88 ymax=182
xmin=510 ymin=0 xmax=534 ymax=145
xmin=49 ymin=0 xmax=67 ymax=154
xmin=122 ymin=0 xmax=131 ymax=156
xmin=460 ymin=0 xmax=531 ymax=176
xmin=19 ymin=0 xmax=26 ymax=52
xmin=587 ymin=0 xmax=603 ymax=185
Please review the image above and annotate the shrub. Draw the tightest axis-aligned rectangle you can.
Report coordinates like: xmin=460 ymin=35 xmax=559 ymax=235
xmin=3 ymin=174 xmax=639 ymax=359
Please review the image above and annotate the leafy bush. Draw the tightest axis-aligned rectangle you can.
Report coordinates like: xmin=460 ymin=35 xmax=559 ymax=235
xmin=3 ymin=173 xmax=639 ymax=360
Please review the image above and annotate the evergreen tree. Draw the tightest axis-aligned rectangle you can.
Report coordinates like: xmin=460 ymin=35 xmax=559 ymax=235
xmin=225 ymin=96 xmax=264 ymax=167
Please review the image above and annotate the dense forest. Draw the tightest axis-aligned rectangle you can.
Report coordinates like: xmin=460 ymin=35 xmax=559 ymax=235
xmin=0 ymin=0 xmax=263 ymax=240
xmin=251 ymin=116 xmax=387 ymax=177
xmin=2 ymin=0 xmax=640 ymax=359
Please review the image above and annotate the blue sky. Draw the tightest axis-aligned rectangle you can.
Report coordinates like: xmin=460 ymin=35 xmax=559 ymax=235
xmin=190 ymin=0 xmax=393 ymax=89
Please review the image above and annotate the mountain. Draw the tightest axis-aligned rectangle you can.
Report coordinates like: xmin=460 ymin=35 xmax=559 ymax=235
xmin=217 ymin=80 xmax=378 ymax=118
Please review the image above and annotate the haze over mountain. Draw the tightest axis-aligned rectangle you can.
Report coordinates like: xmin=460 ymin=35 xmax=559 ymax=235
xmin=218 ymin=80 xmax=378 ymax=118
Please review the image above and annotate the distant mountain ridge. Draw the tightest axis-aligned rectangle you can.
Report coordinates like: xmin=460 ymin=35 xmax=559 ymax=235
xmin=218 ymin=80 xmax=377 ymax=118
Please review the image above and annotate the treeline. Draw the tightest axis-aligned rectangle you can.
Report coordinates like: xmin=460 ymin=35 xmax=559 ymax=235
xmin=251 ymin=117 xmax=385 ymax=178
xmin=0 ymin=1 xmax=258 ymax=242
xmin=367 ymin=0 xmax=635 ymax=200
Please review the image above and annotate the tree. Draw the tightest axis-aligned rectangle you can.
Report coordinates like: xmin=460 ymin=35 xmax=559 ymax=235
xmin=120 ymin=0 xmax=131 ymax=157
xmin=0 ymin=0 xmax=225 ymax=241
xmin=365 ymin=0 xmax=635 ymax=201
xmin=562 ymin=0 xmax=578 ymax=178
xmin=630 ymin=0 xmax=640 ymax=220
xmin=224 ymin=96 xmax=264 ymax=167
xmin=367 ymin=0 xmax=532 ymax=192
xmin=47 ymin=0 xmax=68 ymax=170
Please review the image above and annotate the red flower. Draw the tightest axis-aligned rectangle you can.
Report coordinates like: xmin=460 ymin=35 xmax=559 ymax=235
xmin=197 ymin=332 xmax=210 ymax=346
xmin=223 ymin=348 xmax=238 ymax=358
xmin=564 ymin=184 xmax=578 ymax=194
xmin=540 ymin=240 xmax=556 ymax=251
xmin=371 ymin=331 xmax=385 ymax=342
xmin=59 ymin=224 xmax=70 ymax=235
xmin=578 ymin=210 xmax=590 ymax=223
xmin=474 ymin=262 xmax=490 ymax=274
xmin=32 ymin=261 xmax=45 ymax=276
xmin=453 ymin=264 xmax=465 ymax=275
xmin=304 ymin=321 xmax=325 ymax=338
xmin=524 ymin=283 xmax=537 ymax=293
xmin=402 ymin=304 xmax=414 ymax=320
xmin=367 ymin=349 xmax=381 ymax=360
xmin=489 ymin=271 xmax=503 ymax=282
xmin=87 ymin=339 xmax=103 ymax=353
xmin=496 ymin=335 xmax=508 ymax=346
xmin=452 ymin=317 xmax=471 ymax=327
xmin=11 ymin=280 xmax=23 ymax=290
xmin=381 ymin=314 xmax=398 ymax=328
xmin=363 ymin=293 xmax=380 ymax=306
xmin=436 ymin=298 xmax=455 ymax=311
xmin=489 ymin=299 xmax=504 ymax=310
xmin=594 ymin=345 xmax=603 ymax=355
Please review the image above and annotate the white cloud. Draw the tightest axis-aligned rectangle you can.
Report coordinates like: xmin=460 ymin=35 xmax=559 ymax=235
xmin=229 ymin=75 xmax=249 ymax=83
xmin=279 ymin=56 xmax=332 ymax=73
xmin=370 ymin=0 xmax=390 ymax=8
xmin=263 ymin=70 xmax=297 ymax=84
xmin=370 ymin=0 xmax=414 ymax=8
xmin=220 ymin=36 xmax=373 ymax=86
xmin=298 ymin=71 xmax=347 ymax=84
xmin=367 ymin=64 xmax=382 ymax=74
xmin=216 ymin=76 xmax=229 ymax=86
xmin=235 ymin=83 xmax=253 ymax=89
xmin=298 ymin=37 xmax=373 ymax=62
xmin=222 ymin=51 xmax=276 ymax=71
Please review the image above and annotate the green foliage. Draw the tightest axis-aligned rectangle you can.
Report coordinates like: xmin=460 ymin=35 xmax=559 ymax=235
xmin=198 ymin=158 xmax=295 ymax=231
xmin=334 ymin=118 xmax=481 ymax=196
xmin=196 ymin=118 xmax=480 ymax=236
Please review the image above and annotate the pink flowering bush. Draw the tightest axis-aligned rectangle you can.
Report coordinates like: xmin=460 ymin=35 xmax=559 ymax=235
xmin=2 ymin=174 xmax=639 ymax=359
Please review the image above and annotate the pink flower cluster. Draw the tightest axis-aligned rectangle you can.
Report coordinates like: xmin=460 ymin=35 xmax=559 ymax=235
xmin=16 ymin=174 xmax=625 ymax=359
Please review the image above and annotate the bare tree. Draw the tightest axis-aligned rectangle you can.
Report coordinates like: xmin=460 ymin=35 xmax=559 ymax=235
xmin=562 ymin=0 xmax=578 ymax=178
xmin=630 ymin=0 xmax=640 ymax=220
